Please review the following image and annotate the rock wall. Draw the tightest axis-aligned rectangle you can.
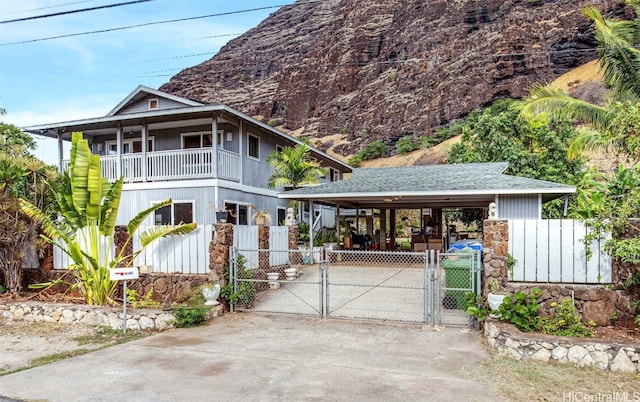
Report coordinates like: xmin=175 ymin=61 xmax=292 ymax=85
xmin=485 ymin=319 xmax=639 ymax=374
xmin=0 ymin=301 xmax=176 ymax=330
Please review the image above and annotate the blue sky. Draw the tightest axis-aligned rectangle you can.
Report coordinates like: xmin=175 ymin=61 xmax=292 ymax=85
xmin=0 ymin=0 xmax=295 ymax=161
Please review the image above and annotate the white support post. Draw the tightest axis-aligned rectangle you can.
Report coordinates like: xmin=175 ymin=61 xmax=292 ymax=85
xmin=309 ymin=199 xmax=314 ymax=250
xmin=141 ymin=122 xmax=148 ymax=182
xmin=238 ymin=120 xmax=243 ymax=184
xmin=116 ymin=124 xmax=123 ymax=178
xmin=57 ymin=131 xmax=64 ymax=172
xmin=211 ymin=115 xmax=218 ymax=178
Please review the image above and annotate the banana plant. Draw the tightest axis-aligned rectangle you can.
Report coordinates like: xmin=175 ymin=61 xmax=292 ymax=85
xmin=21 ymin=132 xmax=196 ymax=305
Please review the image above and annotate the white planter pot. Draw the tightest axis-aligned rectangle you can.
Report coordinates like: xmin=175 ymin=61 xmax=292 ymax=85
xmin=487 ymin=293 xmax=507 ymax=311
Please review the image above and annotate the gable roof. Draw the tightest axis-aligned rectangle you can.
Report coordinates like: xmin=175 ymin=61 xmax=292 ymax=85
xmin=106 ymin=85 xmax=206 ymax=116
xmin=279 ymin=163 xmax=575 ymax=208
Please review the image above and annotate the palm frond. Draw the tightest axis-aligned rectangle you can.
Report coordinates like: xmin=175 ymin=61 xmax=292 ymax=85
xmin=127 ymin=198 xmax=172 ymax=235
xmin=138 ymin=223 xmax=197 ymax=248
xmin=518 ymin=84 xmax=611 ymax=129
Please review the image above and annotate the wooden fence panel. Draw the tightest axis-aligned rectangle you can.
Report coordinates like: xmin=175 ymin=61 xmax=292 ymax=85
xmin=269 ymin=226 xmax=290 ymax=266
xmin=508 ymin=219 xmax=611 ymax=284
xmin=233 ymin=226 xmax=259 ymax=269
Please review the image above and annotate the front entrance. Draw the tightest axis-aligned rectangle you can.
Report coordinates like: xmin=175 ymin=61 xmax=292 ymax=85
xmin=230 ymin=248 xmax=480 ymax=327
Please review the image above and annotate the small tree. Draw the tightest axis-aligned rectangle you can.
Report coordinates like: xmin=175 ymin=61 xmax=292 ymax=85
xmin=266 ymin=143 xmax=327 ymax=189
xmin=0 ymin=123 xmax=58 ymax=296
xmin=21 ymin=132 xmax=196 ymax=305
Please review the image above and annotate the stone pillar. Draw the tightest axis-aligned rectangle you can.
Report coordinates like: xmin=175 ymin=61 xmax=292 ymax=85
xmin=289 ymin=225 xmax=301 ymax=264
xmin=209 ymin=223 xmax=233 ymax=283
xmin=482 ymin=219 xmax=509 ymax=296
xmin=258 ymin=225 xmax=270 ymax=270
xmin=114 ymin=225 xmax=133 ymax=267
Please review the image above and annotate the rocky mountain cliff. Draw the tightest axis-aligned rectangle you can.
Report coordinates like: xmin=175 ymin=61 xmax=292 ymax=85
xmin=160 ymin=0 xmax=628 ymax=159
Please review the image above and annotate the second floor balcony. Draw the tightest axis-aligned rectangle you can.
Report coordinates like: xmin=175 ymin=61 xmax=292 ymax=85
xmin=62 ymin=148 xmax=241 ymax=183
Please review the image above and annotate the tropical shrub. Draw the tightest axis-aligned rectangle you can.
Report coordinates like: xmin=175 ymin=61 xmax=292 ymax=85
xmin=496 ymin=288 xmax=542 ymax=332
xmin=540 ymin=298 xmax=594 ymax=337
xmin=21 ymin=132 xmax=196 ymax=305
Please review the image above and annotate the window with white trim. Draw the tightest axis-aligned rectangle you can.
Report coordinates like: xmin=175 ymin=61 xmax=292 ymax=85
xmin=248 ymin=134 xmax=260 ymax=159
xmin=182 ymin=132 xmax=213 ymax=149
xmin=105 ymin=137 xmax=154 ymax=155
xmin=275 ymin=144 xmax=284 ymax=154
xmin=148 ymin=98 xmax=159 ymax=110
xmin=153 ymin=201 xmax=194 ymax=225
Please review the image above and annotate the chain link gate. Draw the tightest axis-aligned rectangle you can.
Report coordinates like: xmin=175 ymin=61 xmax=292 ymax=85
xmin=230 ymin=247 xmax=480 ymax=327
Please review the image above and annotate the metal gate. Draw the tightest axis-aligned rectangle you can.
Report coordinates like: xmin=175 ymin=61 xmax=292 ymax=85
xmin=231 ymin=247 xmax=480 ymax=327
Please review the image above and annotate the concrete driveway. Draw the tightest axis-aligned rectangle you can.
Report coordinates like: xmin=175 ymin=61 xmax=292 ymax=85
xmin=0 ymin=313 xmax=500 ymax=401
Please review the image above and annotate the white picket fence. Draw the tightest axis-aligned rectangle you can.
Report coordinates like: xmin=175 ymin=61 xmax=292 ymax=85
xmin=508 ymin=219 xmax=612 ymax=284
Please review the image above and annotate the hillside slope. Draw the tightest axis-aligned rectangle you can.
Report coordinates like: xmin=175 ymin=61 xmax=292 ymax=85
xmin=161 ymin=0 xmax=627 ymax=158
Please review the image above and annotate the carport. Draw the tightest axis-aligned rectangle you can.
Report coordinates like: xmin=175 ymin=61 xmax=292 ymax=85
xmin=279 ymin=162 xmax=576 ymax=252
xmin=230 ymin=162 xmax=576 ymax=326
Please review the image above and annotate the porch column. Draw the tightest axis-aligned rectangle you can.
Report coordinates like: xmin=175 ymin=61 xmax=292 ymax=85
xmin=211 ymin=116 xmax=218 ymax=178
xmin=308 ymin=199 xmax=314 ymax=249
xmin=238 ymin=120 xmax=243 ymax=184
xmin=380 ymin=209 xmax=387 ymax=250
xmin=116 ymin=123 xmax=123 ymax=178
xmin=390 ymin=209 xmax=396 ymax=250
xmin=141 ymin=121 xmax=148 ymax=182
xmin=366 ymin=209 xmax=374 ymax=246
xmin=57 ymin=130 xmax=64 ymax=172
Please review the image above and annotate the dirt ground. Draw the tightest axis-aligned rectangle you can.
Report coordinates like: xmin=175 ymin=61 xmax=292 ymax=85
xmin=0 ymin=321 xmax=98 ymax=374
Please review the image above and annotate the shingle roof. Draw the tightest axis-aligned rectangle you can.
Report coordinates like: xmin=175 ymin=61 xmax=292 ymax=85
xmin=281 ymin=162 xmax=574 ymax=197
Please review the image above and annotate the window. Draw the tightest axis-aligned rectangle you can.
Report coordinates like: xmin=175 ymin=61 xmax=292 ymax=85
xmin=277 ymin=208 xmax=286 ymax=226
xmin=154 ymin=201 xmax=194 ymax=225
xmin=329 ymin=168 xmax=339 ymax=182
xmin=182 ymin=132 xmax=213 ymax=149
xmin=105 ymin=137 xmax=154 ymax=155
xmin=275 ymin=144 xmax=284 ymax=154
xmin=248 ymin=134 xmax=260 ymax=159
xmin=148 ymin=98 xmax=159 ymax=110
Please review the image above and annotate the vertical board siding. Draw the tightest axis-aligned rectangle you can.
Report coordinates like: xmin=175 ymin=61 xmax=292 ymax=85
xmin=54 ymin=225 xmax=212 ymax=274
xmin=269 ymin=226 xmax=290 ymax=266
xmin=508 ymin=219 xmax=611 ymax=284
xmin=498 ymin=194 xmax=540 ymax=219
xmin=134 ymin=225 xmax=212 ymax=274
xmin=233 ymin=226 xmax=259 ymax=269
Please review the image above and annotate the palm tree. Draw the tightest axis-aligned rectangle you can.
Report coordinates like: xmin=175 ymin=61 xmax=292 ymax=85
xmin=266 ymin=144 xmax=328 ymax=189
xmin=518 ymin=2 xmax=640 ymax=162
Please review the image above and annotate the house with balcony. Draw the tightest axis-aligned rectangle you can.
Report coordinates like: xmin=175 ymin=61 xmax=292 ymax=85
xmin=24 ymin=85 xmax=352 ymax=227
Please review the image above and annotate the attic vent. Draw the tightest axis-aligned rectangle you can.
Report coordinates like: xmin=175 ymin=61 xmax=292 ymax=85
xmin=148 ymin=98 xmax=159 ymax=110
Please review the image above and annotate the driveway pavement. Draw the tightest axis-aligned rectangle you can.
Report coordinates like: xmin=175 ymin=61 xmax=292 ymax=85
xmin=0 ymin=313 xmax=500 ymax=401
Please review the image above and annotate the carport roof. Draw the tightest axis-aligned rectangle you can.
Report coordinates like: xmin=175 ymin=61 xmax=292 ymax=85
xmin=278 ymin=162 xmax=576 ymax=208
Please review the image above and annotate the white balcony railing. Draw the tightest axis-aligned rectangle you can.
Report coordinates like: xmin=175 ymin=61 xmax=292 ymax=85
xmin=61 ymin=148 xmax=240 ymax=183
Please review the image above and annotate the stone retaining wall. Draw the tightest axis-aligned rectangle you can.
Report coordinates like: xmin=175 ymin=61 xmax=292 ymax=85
xmin=0 ymin=301 xmax=176 ymax=330
xmin=485 ymin=319 xmax=639 ymax=374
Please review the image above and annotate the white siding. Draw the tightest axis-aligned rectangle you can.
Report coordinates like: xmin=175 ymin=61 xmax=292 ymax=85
xmin=498 ymin=194 xmax=540 ymax=219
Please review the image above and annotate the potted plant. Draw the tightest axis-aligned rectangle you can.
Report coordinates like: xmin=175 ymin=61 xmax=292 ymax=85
xmin=487 ymin=278 xmax=508 ymax=311
xmin=251 ymin=207 xmax=272 ymax=225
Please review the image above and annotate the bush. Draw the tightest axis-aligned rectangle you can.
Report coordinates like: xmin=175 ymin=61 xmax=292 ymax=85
xmin=396 ymin=136 xmax=419 ymax=153
xmin=126 ymin=288 xmax=161 ymax=309
xmin=348 ymin=154 xmax=363 ymax=167
xmin=496 ymin=288 xmax=542 ymax=332
xmin=540 ymin=298 xmax=594 ymax=337
xmin=172 ymin=305 xmax=211 ymax=328
xmin=360 ymin=140 xmax=388 ymax=160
